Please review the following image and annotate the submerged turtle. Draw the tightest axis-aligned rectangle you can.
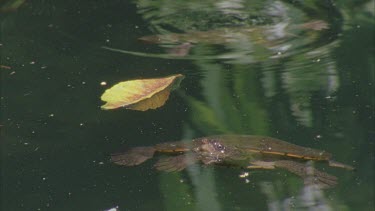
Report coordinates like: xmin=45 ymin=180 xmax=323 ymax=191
xmin=111 ymin=135 xmax=354 ymax=188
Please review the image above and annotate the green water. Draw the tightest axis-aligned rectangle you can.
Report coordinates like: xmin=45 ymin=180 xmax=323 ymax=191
xmin=1 ymin=0 xmax=374 ymax=210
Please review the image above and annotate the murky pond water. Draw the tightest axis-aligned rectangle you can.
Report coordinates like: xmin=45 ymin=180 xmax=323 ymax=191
xmin=1 ymin=0 xmax=374 ymax=210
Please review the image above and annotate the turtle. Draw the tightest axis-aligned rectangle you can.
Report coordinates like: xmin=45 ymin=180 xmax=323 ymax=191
xmin=111 ymin=135 xmax=354 ymax=188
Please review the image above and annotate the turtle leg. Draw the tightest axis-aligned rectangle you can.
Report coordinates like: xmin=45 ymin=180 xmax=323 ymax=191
xmin=247 ymin=160 xmax=337 ymax=188
xmin=111 ymin=147 xmax=156 ymax=166
xmin=247 ymin=161 xmax=276 ymax=169
xmin=154 ymin=154 xmax=199 ymax=172
xmin=328 ymin=160 xmax=355 ymax=170
xmin=274 ymin=160 xmax=338 ymax=188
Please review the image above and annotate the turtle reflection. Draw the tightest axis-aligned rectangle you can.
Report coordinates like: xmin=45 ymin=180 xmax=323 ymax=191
xmin=139 ymin=20 xmax=329 ymax=57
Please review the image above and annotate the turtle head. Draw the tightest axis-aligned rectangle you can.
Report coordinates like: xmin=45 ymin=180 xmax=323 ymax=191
xmin=194 ymin=137 xmax=238 ymax=164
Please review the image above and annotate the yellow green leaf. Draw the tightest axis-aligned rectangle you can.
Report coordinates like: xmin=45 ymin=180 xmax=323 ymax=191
xmin=101 ymin=74 xmax=184 ymax=111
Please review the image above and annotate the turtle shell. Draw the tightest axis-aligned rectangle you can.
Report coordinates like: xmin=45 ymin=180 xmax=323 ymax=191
xmin=204 ymin=135 xmax=332 ymax=161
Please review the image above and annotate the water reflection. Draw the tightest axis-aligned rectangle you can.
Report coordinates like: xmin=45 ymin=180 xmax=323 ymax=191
xmin=260 ymin=161 xmax=347 ymax=211
xmin=2 ymin=0 xmax=372 ymax=210
xmin=136 ymin=0 xmax=348 ymax=205
xmin=125 ymin=1 xmax=350 ymax=210
xmin=136 ymin=20 xmax=328 ymax=59
xmin=105 ymin=0 xmax=338 ymax=64
xmin=105 ymin=0 xmax=342 ymax=127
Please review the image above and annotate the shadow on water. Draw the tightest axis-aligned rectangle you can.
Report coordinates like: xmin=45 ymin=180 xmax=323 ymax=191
xmin=1 ymin=0 xmax=374 ymax=210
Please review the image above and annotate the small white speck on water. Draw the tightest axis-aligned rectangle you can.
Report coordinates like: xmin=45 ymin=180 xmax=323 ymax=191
xmin=239 ymin=172 xmax=249 ymax=178
xmin=100 ymin=81 xmax=107 ymax=86
xmin=105 ymin=206 xmax=119 ymax=211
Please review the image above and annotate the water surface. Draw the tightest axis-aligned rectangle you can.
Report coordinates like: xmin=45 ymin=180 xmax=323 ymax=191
xmin=1 ymin=0 xmax=374 ymax=210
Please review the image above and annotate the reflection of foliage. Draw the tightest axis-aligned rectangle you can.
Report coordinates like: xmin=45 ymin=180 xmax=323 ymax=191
xmin=186 ymin=96 xmax=231 ymax=134
xmin=134 ymin=0 xmax=336 ymax=35
xmin=130 ymin=0 xmax=338 ymax=68
xmin=0 ymin=0 xmax=26 ymax=12
xmin=130 ymin=0 xmax=369 ymax=210
xmin=278 ymin=42 xmax=340 ymax=126
xmin=135 ymin=0 xmax=268 ymax=32
xmin=144 ymin=1 xmax=346 ymax=209
xmin=159 ymin=173 xmax=194 ymax=211
xmin=260 ymin=180 xmax=350 ymax=210
xmin=258 ymin=162 xmax=352 ymax=210
xmin=186 ymin=41 xmax=341 ymax=128
xmin=186 ymin=58 xmax=270 ymax=134
xmin=177 ymin=57 xmax=271 ymax=211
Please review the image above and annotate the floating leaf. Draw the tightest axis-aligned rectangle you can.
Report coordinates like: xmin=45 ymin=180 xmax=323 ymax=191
xmin=101 ymin=74 xmax=184 ymax=111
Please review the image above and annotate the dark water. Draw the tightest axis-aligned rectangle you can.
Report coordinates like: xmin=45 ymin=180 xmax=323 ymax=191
xmin=1 ymin=0 xmax=374 ymax=210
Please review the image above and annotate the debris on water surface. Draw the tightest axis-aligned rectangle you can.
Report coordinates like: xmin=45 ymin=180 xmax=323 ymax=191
xmin=239 ymin=171 xmax=250 ymax=178
xmin=104 ymin=206 xmax=119 ymax=211
xmin=101 ymin=74 xmax=184 ymax=111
